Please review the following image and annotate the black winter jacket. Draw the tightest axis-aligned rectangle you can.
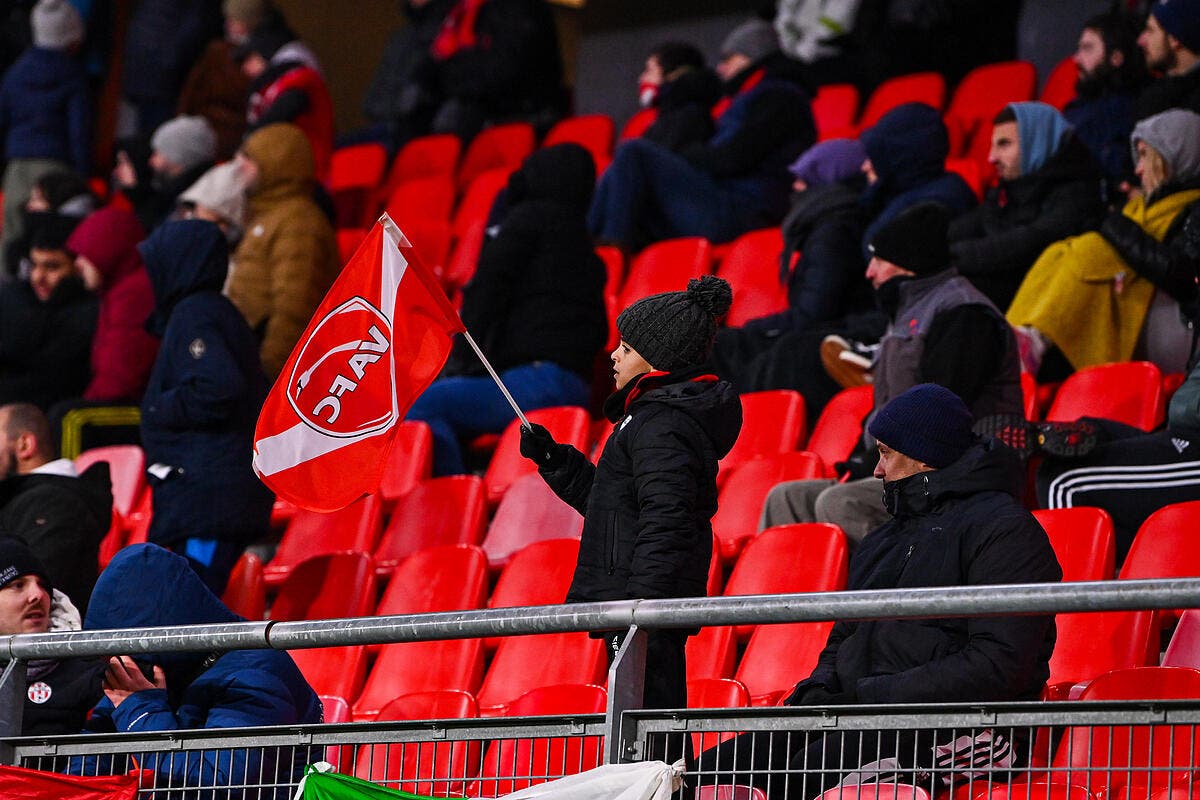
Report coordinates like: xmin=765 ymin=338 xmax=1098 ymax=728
xmin=540 ymin=371 xmax=742 ymax=604
xmin=17 ymin=655 xmax=106 ymax=736
xmin=791 ymin=440 xmax=1061 ymax=705
xmin=949 ymin=134 xmax=1105 ymax=309
xmin=0 ymin=276 xmax=97 ymax=411
xmin=642 ymin=68 xmax=720 ymax=153
xmin=1133 ymin=68 xmax=1200 ymax=123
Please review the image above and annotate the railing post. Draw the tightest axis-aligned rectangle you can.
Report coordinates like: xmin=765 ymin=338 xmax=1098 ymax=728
xmin=0 ymin=659 xmax=26 ymax=764
xmin=604 ymin=624 xmax=646 ymax=765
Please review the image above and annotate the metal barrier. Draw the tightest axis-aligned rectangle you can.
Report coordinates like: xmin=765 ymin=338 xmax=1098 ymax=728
xmin=1 ymin=578 xmax=1198 ymax=798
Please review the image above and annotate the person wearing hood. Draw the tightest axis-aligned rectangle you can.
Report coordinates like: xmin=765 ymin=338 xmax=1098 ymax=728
xmin=227 ymin=123 xmax=339 ymax=379
xmin=408 ymin=144 xmax=607 ymax=476
xmin=63 ymin=208 xmax=159 ymax=404
xmin=0 ymin=0 xmax=90 ymax=276
xmin=0 ymin=538 xmax=105 ymax=736
xmin=1009 ymin=108 xmax=1200 ymax=377
xmin=761 ymin=203 xmax=1023 ymax=546
xmin=139 ymin=220 xmax=274 ymax=594
xmin=589 ymin=18 xmax=815 ymax=251
xmin=73 ymin=543 xmax=321 ymax=795
xmin=112 ymin=115 xmax=218 ymax=233
xmin=0 ymin=403 xmax=111 ymax=616
xmin=698 ymin=384 xmax=1061 ymax=800
xmin=520 ymin=275 xmax=743 ymax=715
xmin=177 ymin=160 xmax=249 ymax=245
xmin=948 ymin=102 xmax=1106 ymax=310
xmin=638 ymin=41 xmax=721 ymax=153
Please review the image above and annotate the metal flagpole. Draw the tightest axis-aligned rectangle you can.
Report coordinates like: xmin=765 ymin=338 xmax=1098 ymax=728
xmin=460 ymin=330 xmax=530 ymax=428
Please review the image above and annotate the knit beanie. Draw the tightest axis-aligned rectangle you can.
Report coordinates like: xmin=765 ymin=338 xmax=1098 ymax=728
xmin=151 ymin=116 xmax=218 ymax=173
xmin=31 ymin=0 xmax=85 ymax=50
xmin=1151 ymin=0 xmax=1200 ymax=52
xmin=0 ymin=538 xmax=52 ymax=594
xmin=1130 ymin=108 xmax=1200 ymax=186
xmin=180 ymin=161 xmax=248 ymax=228
xmin=868 ymin=201 xmax=951 ymax=277
xmin=868 ymin=383 xmax=975 ymax=468
xmin=788 ymin=138 xmax=868 ymax=186
xmin=720 ymin=18 xmax=778 ymax=62
xmin=616 ymin=275 xmax=733 ymax=372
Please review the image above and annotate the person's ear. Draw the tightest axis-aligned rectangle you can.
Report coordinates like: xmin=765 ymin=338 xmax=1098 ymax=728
xmin=1110 ymin=48 xmax=1125 ymax=68
xmin=13 ymin=433 xmax=37 ymax=461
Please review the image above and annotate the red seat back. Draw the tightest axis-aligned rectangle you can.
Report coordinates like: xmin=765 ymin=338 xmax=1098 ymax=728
xmin=375 ymin=476 xmax=487 ymax=576
xmin=945 ymin=61 xmax=1037 ymax=161
xmin=620 ymin=108 xmax=658 ymax=140
xmin=542 ymin=114 xmax=615 ymax=168
xmin=1046 ymin=361 xmax=1165 ymax=431
xmin=270 ymin=551 xmax=378 ymax=621
xmin=452 ymin=167 xmax=511 ymax=239
xmin=353 ymin=638 xmax=485 ymax=721
xmin=717 ymin=228 xmax=789 ymax=327
xmin=1046 ymin=609 xmax=1155 ymax=698
xmin=719 ymin=391 xmax=807 ymax=480
xmin=354 ymin=690 xmax=480 ymax=795
xmin=336 ymin=228 xmax=368 ymax=264
xmin=458 ymin=123 xmax=535 ymax=191
xmin=291 ymin=645 xmax=368 ymax=702
xmin=475 ymin=633 xmax=606 ymax=717
xmin=221 ymin=551 xmax=265 ymax=621
xmin=1164 ymin=609 xmax=1200 ymax=669
xmin=858 ymin=72 xmax=946 ymax=131
xmin=483 ymin=475 xmax=584 ymax=570
xmin=376 ymin=544 xmax=488 ymax=616
xmin=378 ymin=420 xmax=434 ymax=504
xmin=812 ymin=83 xmax=860 ymax=140
xmin=385 ymin=175 xmax=457 ymax=226
xmin=482 ymin=406 xmax=591 ymax=507
xmin=735 ymin=620 xmax=836 ymax=706
xmin=328 ymin=143 xmax=387 ymax=192
xmin=618 ymin=237 xmax=713 ymax=311
xmin=1039 ymin=56 xmax=1078 ymax=110
xmin=76 ymin=445 xmax=145 ymax=517
xmin=1032 ymin=507 xmax=1116 ymax=582
xmin=264 ymin=495 xmax=384 ymax=586
xmin=687 ymin=624 xmax=738 ymax=682
xmin=711 ymin=451 xmax=828 ymax=563
xmin=806 ymin=385 xmax=874 ymax=471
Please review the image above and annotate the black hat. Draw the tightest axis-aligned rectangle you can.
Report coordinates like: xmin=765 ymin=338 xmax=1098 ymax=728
xmin=868 ymin=201 xmax=951 ymax=276
xmin=616 ymin=275 xmax=732 ymax=372
xmin=0 ymin=538 xmax=51 ymax=594
xmin=233 ymin=23 xmax=292 ymax=63
xmin=867 ymin=383 xmax=975 ymax=468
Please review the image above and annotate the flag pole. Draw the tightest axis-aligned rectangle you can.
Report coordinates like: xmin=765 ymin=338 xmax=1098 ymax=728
xmin=461 ymin=330 xmax=530 ymax=428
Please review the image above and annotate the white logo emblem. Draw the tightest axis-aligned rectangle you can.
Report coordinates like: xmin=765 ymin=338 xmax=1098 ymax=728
xmin=27 ymin=681 xmax=51 ymax=704
xmin=189 ymin=338 xmax=206 ymax=359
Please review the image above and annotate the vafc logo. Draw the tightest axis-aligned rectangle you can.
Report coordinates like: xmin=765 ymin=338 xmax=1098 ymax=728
xmin=288 ymin=297 xmax=396 ymax=438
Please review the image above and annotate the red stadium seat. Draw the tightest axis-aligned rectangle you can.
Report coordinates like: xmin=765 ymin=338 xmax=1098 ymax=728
xmin=542 ymin=114 xmax=615 ymax=169
xmin=1020 ymin=372 xmax=1040 ymax=422
xmin=373 ymin=134 xmax=462 ymax=219
xmin=857 ymin=72 xmax=946 ymax=132
xmin=818 ymin=785 xmax=932 ymax=800
xmin=336 ymin=228 xmax=368 ymax=264
xmin=945 ymin=157 xmax=989 ymax=201
xmin=76 ymin=444 xmax=145 ymax=517
xmin=1045 ymin=361 xmax=1165 ymax=431
xmin=374 ymin=476 xmax=487 ymax=578
xmin=482 ymin=474 xmax=584 ymax=570
xmin=1163 ymin=609 xmax=1200 ymax=669
xmin=486 ymin=539 xmax=580 ymax=648
xmin=719 ymin=390 xmax=807 ymax=482
xmin=711 ymin=451 xmax=828 ymax=563
xmin=717 ymin=229 xmax=789 ymax=327
xmin=328 ymin=143 xmax=387 ymax=193
xmin=1045 ymin=609 xmax=1155 ymax=699
xmin=697 ymin=787 xmax=768 ymax=800
xmin=944 ymin=61 xmax=1037 ymax=163
xmin=318 ymin=694 xmax=353 ymax=769
xmin=1119 ymin=501 xmax=1200 ymax=635
xmin=377 ymin=420 xmax=434 ymax=506
xmin=474 ymin=633 xmax=606 ymax=717
xmin=689 ymin=677 xmax=751 ymax=754
xmin=292 ymin=644 xmax=369 ymax=703
xmin=1039 ymin=56 xmax=1078 ymax=110
xmin=806 ymin=385 xmax=874 ymax=474
xmin=482 ymin=406 xmax=591 ymax=508
xmin=452 ymin=167 xmax=511 ymax=239
xmin=376 ymin=544 xmax=488 ymax=618
xmin=812 ymin=83 xmax=860 ymax=140
xmin=354 ymin=691 xmax=480 ymax=794
xmin=384 ymin=175 xmax=457 ymax=226
xmin=618 ymin=237 xmax=713 ymax=312
xmin=399 ymin=217 xmax=453 ymax=277
xmin=687 ymin=624 xmax=738 ymax=682
xmin=457 ymin=122 xmax=535 ymax=191
xmin=263 ymin=495 xmax=384 ymax=587
xmin=620 ymin=108 xmax=658 ymax=140
xmin=221 ymin=551 xmax=265 ymax=621
xmin=1032 ymin=507 xmax=1116 ymax=582
xmin=353 ymin=638 xmax=485 ymax=721
xmin=735 ymin=619 xmax=836 ymax=706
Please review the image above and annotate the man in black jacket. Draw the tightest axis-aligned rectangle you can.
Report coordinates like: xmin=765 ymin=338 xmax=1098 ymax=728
xmin=0 ymin=403 xmax=111 ymax=614
xmin=1134 ymin=0 xmax=1200 ymax=121
xmin=697 ymin=384 xmax=1061 ymax=800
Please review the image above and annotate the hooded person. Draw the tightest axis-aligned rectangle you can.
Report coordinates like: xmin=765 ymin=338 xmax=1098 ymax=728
xmin=948 ymin=101 xmax=1106 ymax=310
xmin=73 ymin=543 xmax=322 ymax=795
xmin=520 ymin=275 xmax=743 ymax=715
xmin=697 ymin=384 xmax=1061 ymax=800
xmin=227 ymin=123 xmax=339 ymax=378
xmin=62 ymin=208 xmax=159 ymax=403
xmin=1009 ymin=108 xmax=1200 ymax=376
xmin=139 ymin=219 xmax=274 ymax=594
xmin=0 ymin=537 xmax=105 ymax=736
xmin=408 ymin=143 xmax=608 ymax=476
xmin=178 ymin=160 xmax=249 ymax=245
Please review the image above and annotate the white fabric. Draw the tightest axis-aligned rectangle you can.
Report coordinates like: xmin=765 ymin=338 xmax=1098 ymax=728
xmin=31 ymin=458 xmax=77 ymax=477
xmin=774 ymin=0 xmax=862 ymax=63
xmin=493 ymin=760 xmax=686 ymax=800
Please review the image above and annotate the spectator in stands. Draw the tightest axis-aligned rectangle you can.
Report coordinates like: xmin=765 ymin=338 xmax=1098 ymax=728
xmin=638 ymin=41 xmax=721 ymax=153
xmin=698 ymin=383 xmax=1061 ymax=800
xmin=520 ymin=276 xmax=742 ymax=714
xmin=113 ymin=115 xmax=218 ymax=233
xmin=4 ymin=169 xmax=97 ymax=277
xmin=409 ymin=144 xmax=608 ymax=475
xmin=0 ymin=538 xmax=105 ymax=735
xmin=0 ymin=0 xmax=89 ymax=276
xmin=76 ymin=544 xmax=321 ymax=794
xmin=177 ymin=36 xmax=252 ymax=161
xmin=762 ymin=203 xmax=1023 ymax=545
xmin=235 ymin=21 xmax=334 ymax=180
xmin=223 ymin=0 xmax=322 ymax=72
xmin=589 ymin=18 xmax=816 ymax=251
xmin=0 ymin=403 xmax=111 ymax=614
xmin=1134 ymin=0 xmax=1200 ymax=121
xmin=1064 ymin=11 xmax=1147 ymax=191
xmin=66 ymin=208 xmax=159 ymax=404
xmin=139 ymin=220 xmax=274 ymax=594
xmin=948 ymin=102 xmax=1106 ymax=309
xmin=0 ymin=218 xmax=97 ymax=412
xmin=1009 ymin=109 xmax=1200 ymax=378
xmin=178 ymin=161 xmax=248 ymax=245
xmin=227 ymin=123 xmax=339 ymax=379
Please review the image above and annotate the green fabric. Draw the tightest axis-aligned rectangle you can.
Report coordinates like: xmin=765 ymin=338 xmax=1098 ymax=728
xmin=300 ymin=767 xmax=445 ymax=800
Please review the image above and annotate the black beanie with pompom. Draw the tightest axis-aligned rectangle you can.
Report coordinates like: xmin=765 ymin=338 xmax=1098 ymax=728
xmin=616 ymin=275 xmax=732 ymax=372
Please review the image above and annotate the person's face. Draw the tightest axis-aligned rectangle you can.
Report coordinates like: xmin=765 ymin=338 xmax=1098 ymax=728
xmin=640 ymin=55 xmax=665 ymax=87
xmin=716 ymin=52 xmax=751 ymax=82
xmin=25 ymin=186 xmax=49 ymax=213
xmin=225 ymin=18 xmax=250 ymax=44
xmin=1074 ymin=28 xmax=1108 ymax=78
xmin=873 ymin=440 xmax=932 ymax=482
xmin=865 ymin=255 xmax=913 ymax=290
xmin=1135 ymin=139 xmax=1166 ymax=197
xmin=0 ymin=410 xmax=17 ymax=481
xmin=611 ymin=339 xmax=654 ymax=390
xmin=1139 ymin=14 xmax=1176 ymax=72
xmin=233 ymin=152 xmax=259 ymax=191
xmin=988 ymin=120 xmax=1021 ymax=181
xmin=149 ymin=151 xmax=183 ymax=179
xmin=29 ymin=247 xmax=77 ymax=303
xmin=861 ymin=158 xmax=877 ymax=185
xmin=240 ymin=52 xmax=268 ymax=80
xmin=0 ymin=574 xmax=51 ymax=635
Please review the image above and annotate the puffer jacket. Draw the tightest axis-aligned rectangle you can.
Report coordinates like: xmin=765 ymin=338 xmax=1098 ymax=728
xmin=540 ymin=370 xmax=742 ymax=603
xmin=227 ymin=123 xmax=339 ymax=378
xmin=0 ymin=46 xmax=89 ymax=172
xmin=792 ymin=440 xmax=1061 ymax=705
xmin=75 ymin=544 xmax=322 ymax=798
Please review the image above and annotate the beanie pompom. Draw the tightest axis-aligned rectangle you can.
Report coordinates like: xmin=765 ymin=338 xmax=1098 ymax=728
xmin=687 ymin=275 xmax=732 ymax=318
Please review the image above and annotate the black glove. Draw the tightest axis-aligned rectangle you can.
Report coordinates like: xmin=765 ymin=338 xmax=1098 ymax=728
xmin=786 ymin=683 xmax=852 ymax=706
xmin=519 ymin=422 xmax=566 ymax=469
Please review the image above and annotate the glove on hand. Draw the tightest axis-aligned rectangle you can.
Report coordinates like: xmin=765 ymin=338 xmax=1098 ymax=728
xmin=785 ymin=683 xmax=852 ymax=707
xmin=519 ymin=422 xmax=566 ymax=469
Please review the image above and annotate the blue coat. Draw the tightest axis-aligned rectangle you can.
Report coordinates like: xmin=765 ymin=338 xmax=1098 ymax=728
xmin=0 ymin=47 xmax=90 ymax=172
xmin=76 ymin=544 xmax=322 ymax=797
xmin=138 ymin=220 xmax=273 ymax=547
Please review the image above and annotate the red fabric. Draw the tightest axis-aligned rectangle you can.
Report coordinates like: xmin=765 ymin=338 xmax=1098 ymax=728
xmin=249 ymin=65 xmax=334 ymax=181
xmin=622 ymin=370 xmax=718 ymax=414
xmin=710 ymin=68 xmax=765 ymax=120
xmin=0 ymin=764 xmax=138 ymax=799
xmin=431 ymin=0 xmax=489 ymax=61
xmin=253 ymin=217 xmax=465 ymax=512
xmin=66 ymin=208 xmax=159 ymax=402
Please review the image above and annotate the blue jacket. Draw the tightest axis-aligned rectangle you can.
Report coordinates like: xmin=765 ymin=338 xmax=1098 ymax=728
xmin=77 ymin=544 xmax=322 ymax=797
xmin=138 ymin=220 xmax=273 ymax=546
xmin=0 ymin=47 xmax=90 ymax=172
xmin=1064 ymin=91 xmax=1137 ymax=184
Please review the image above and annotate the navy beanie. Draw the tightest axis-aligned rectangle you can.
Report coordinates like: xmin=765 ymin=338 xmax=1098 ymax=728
xmin=868 ymin=383 xmax=975 ymax=468
xmin=1152 ymin=0 xmax=1200 ymax=53
xmin=0 ymin=537 xmax=51 ymax=594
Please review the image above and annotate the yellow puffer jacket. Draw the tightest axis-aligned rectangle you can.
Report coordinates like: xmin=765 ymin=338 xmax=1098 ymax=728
xmin=227 ymin=123 xmax=339 ymax=378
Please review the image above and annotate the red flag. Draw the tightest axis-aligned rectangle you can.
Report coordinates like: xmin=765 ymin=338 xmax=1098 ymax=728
xmin=253 ymin=215 xmax=464 ymax=511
